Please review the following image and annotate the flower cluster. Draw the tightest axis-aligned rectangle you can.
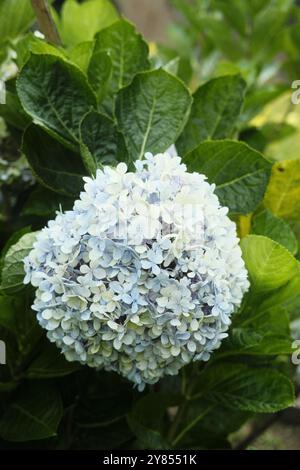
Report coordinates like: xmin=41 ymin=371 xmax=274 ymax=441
xmin=24 ymin=152 xmax=249 ymax=390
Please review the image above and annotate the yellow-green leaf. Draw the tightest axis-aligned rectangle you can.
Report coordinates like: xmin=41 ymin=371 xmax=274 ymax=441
xmin=57 ymin=0 xmax=119 ymax=47
xmin=241 ymin=235 xmax=300 ymax=292
xmin=264 ymin=159 xmax=300 ymax=220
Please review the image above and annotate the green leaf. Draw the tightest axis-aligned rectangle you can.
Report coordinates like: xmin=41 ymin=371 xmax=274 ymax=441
xmin=0 ymin=232 xmax=37 ymax=294
xmin=0 ymin=295 xmax=18 ymax=332
xmin=189 ymin=363 xmax=294 ymax=413
xmin=0 ymin=226 xmax=32 ymax=264
xmin=127 ymin=393 xmax=175 ymax=449
xmin=250 ymin=1 xmax=293 ymax=58
xmin=169 ymin=399 xmax=216 ymax=448
xmin=87 ymin=50 xmax=112 ymax=103
xmin=22 ymin=125 xmax=87 ymax=197
xmin=239 ymin=123 xmax=296 ymax=154
xmin=183 ymin=140 xmax=271 ymax=214
xmin=207 ymin=409 xmax=248 ymax=446
xmin=0 ymin=0 xmax=35 ymax=41
xmin=264 ymin=159 xmax=300 ymax=221
xmin=0 ymin=383 xmax=63 ymax=441
xmin=251 ymin=210 xmax=298 ymax=255
xmin=0 ymin=79 xmax=30 ymax=130
xmin=241 ymin=235 xmax=300 ymax=292
xmin=172 ymin=399 xmax=250 ymax=449
xmin=17 ymin=54 xmax=96 ymax=149
xmin=196 ymin=15 xmax=244 ymax=61
xmin=0 ymin=294 xmax=42 ymax=367
xmin=15 ymin=33 xmax=67 ymax=69
xmin=89 ymin=19 xmax=150 ymax=109
xmin=177 ymin=75 xmax=246 ymax=155
xmin=220 ymin=307 xmax=292 ymax=357
xmin=214 ymin=0 xmax=248 ymax=36
xmin=154 ymin=44 xmax=193 ymax=84
xmin=162 ymin=56 xmax=180 ymax=76
xmin=0 ymin=382 xmax=18 ymax=393
xmin=258 ymin=273 xmax=300 ymax=317
xmin=73 ymin=418 xmax=133 ymax=449
xmin=57 ymin=0 xmax=119 ymax=47
xmin=26 ymin=342 xmax=80 ymax=379
xmin=22 ymin=186 xmax=74 ymax=217
xmin=116 ymin=69 xmax=192 ymax=160
xmin=239 ymin=126 xmax=267 ymax=153
xmin=75 ymin=372 xmax=136 ymax=428
xmin=240 ymin=85 xmax=286 ymax=124
xmin=261 ymin=122 xmax=297 ymax=143
xmin=80 ymin=110 xmax=128 ymax=173
xmin=68 ymin=41 xmax=93 ymax=72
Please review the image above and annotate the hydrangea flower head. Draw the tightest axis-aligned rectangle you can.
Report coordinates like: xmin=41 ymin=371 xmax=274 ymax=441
xmin=24 ymin=151 xmax=249 ymax=390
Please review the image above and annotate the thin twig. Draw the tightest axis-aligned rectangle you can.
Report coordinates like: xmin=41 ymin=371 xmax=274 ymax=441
xmin=31 ymin=0 xmax=61 ymax=45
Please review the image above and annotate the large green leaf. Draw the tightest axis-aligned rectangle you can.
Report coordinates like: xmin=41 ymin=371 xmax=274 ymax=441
xmin=177 ymin=75 xmax=246 ymax=155
xmin=68 ymin=41 xmax=94 ymax=73
xmin=15 ymin=33 xmax=67 ymax=69
xmin=26 ymin=342 xmax=80 ymax=379
xmin=183 ymin=140 xmax=271 ymax=214
xmin=258 ymin=273 xmax=300 ymax=317
xmin=0 ymin=294 xmax=42 ymax=370
xmin=87 ymin=50 xmax=112 ymax=103
xmin=22 ymin=125 xmax=87 ymax=197
xmin=22 ymin=186 xmax=74 ymax=217
xmin=127 ymin=393 xmax=176 ymax=449
xmin=171 ymin=399 xmax=250 ymax=449
xmin=0 ymin=383 xmax=63 ymax=441
xmin=189 ymin=363 xmax=294 ymax=413
xmin=0 ymin=232 xmax=37 ymax=294
xmin=264 ymin=159 xmax=300 ymax=221
xmin=251 ymin=210 xmax=298 ymax=255
xmin=75 ymin=371 xmax=136 ymax=428
xmin=0 ymin=226 xmax=32 ymax=267
xmin=73 ymin=418 xmax=133 ymax=449
xmin=0 ymin=79 xmax=31 ymax=130
xmin=116 ymin=69 xmax=192 ymax=160
xmin=0 ymin=0 xmax=35 ymax=41
xmin=219 ymin=307 xmax=292 ymax=357
xmin=57 ymin=0 xmax=119 ymax=46
xmin=241 ymin=235 xmax=300 ymax=292
xmin=89 ymin=19 xmax=150 ymax=108
xmin=17 ymin=54 xmax=96 ymax=149
xmin=80 ymin=110 xmax=128 ymax=173
xmin=0 ymin=295 xmax=17 ymax=332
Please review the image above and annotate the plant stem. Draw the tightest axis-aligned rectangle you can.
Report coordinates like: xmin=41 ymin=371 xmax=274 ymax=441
xmin=168 ymin=401 xmax=187 ymax=444
xmin=168 ymin=363 xmax=203 ymax=445
xmin=31 ymin=0 xmax=61 ymax=45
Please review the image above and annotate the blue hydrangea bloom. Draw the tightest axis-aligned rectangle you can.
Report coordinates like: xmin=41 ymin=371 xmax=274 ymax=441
xmin=24 ymin=152 xmax=249 ymax=390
